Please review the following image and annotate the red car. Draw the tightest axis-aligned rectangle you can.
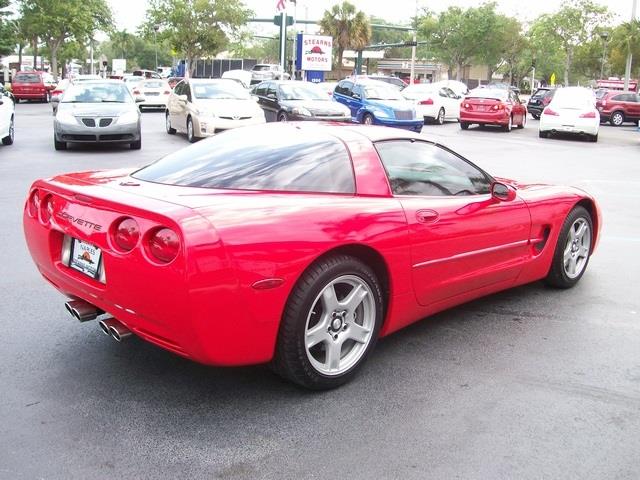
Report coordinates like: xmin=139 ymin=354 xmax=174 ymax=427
xmin=23 ymin=124 xmax=600 ymax=389
xmin=460 ymin=88 xmax=527 ymax=131
xmin=596 ymin=90 xmax=640 ymax=126
xmin=11 ymin=71 xmax=56 ymax=102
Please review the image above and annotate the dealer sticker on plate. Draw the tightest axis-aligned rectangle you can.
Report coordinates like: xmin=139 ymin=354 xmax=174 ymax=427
xmin=69 ymin=238 xmax=102 ymax=279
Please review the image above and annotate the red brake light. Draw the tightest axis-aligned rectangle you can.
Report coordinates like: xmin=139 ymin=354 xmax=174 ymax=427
xmin=463 ymin=102 xmax=471 ymax=109
xmin=52 ymin=90 xmax=62 ymax=96
xmin=418 ymin=98 xmax=434 ymax=105
xmin=28 ymin=189 xmax=40 ymax=217
xmin=601 ymin=100 xmax=607 ymax=106
xmin=543 ymin=107 xmax=559 ymax=116
xmin=148 ymin=228 xmax=180 ymax=263
xmin=40 ymin=195 xmax=54 ymax=224
xmin=579 ymin=111 xmax=596 ymax=118
xmin=113 ymin=218 xmax=140 ymax=252
xmin=491 ymin=104 xmax=505 ymax=111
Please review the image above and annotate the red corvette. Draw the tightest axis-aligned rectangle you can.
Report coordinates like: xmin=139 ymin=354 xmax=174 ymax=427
xmin=460 ymin=88 xmax=527 ymax=131
xmin=24 ymin=123 xmax=600 ymax=389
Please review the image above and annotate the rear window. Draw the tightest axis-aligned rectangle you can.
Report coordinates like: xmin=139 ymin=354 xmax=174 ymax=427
xmin=143 ymin=81 xmax=164 ymax=88
xmin=14 ymin=73 xmax=41 ymax=83
xmin=467 ymin=89 xmax=508 ymax=101
xmin=133 ymin=127 xmax=355 ymax=194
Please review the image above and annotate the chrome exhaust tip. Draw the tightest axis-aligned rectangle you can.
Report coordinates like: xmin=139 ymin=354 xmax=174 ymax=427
xmin=98 ymin=317 xmax=132 ymax=342
xmin=65 ymin=299 xmax=102 ymax=322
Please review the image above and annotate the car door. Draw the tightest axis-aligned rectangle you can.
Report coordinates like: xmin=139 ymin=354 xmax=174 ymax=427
xmin=261 ymin=82 xmax=280 ymax=121
xmin=349 ymin=85 xmax=365 ymax=119
xmin=333 ymin=81 xmax=355 ymax=120
xmin=627 ymin=94 xmax=640 ymax=120
xmin=441 ymin=87 xmax=460 ymax=120
xmin=169 ymin=82 xmax=187 ymax=130
xmin=374 ymin=139 xmax=532 ymax=306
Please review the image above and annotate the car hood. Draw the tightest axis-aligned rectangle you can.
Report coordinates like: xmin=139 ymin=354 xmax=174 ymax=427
xmin=57 ymin=102 xmax=136 ymax=117
xmin=193 ymin=99 xmax=261 ymax=116
xmin=281 ymin=99 xmax=348 ymax=115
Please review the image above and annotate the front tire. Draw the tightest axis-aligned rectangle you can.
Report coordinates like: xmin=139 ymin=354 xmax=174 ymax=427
xmin=273 ymin=254 xmax=384 ymax=390
xmin=544 ymin=206 xmax=593 ymax=289
xmin=278 ymin=111 xmax=288 ymax=122
xmin=589 ymin=133 xmax=598 ymax=143
xmin=532 ymin=113 xmax=540 ymax=120
xmin=1 ymin=116 xmax=14 ymax=145
xmin=539 ymin=130 xmax=548 ymax=138
xmin=517 ymin=113 xmax=526 ymax=129
xmin=362 ymin=113 xmax=374 ymax=125
xmin=187 ymin=117 xmax=196 ymax=143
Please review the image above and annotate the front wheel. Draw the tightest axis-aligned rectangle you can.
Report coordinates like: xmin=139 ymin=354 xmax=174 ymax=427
xmin=544 ymin=206 xmax=593 ymax=289
xmin=130 ymin=137 xmax=142 ymax=150
xmin=187 ymin=117 xmax=197 ymax=143
xmin=532 ymin=113 xmax=540 ymax=120
xmin=539 ymin=130 xmax=548 ymax=138
xmin=1 ymin=116 xmax=14 ymax=145
xmin=273 ymin=254 xmax=384 ymax=390
xmin=278 ymin=111 xmax=288 ymax=122
xmin=362 ymin=113 xmax=374 ymax=125
xmin=589 ymin=133 xmax=598 ymax=143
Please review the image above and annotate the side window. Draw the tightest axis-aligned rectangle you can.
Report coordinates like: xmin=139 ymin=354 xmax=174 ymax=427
xmin=612 ymin=94 xmax=626 ymax=102
xmin=439 ymin=88 xmax=448 ymax=98
xmin=184 ymin=84 xmax=192 ymax=102
xmin=335 ymin=81 xmax=353 ymax=97
xmin=352 ymin=85 xmax=363 ymax=98
xmin=375 ymin=140 xmax=492 ymax=196
xmin=174 ymin=82 xmax=184 ymax=96
xmin=255 ymin=83 xmax=267 ymax=97
xmin=266 ymin=83 xmax=277 ymax=98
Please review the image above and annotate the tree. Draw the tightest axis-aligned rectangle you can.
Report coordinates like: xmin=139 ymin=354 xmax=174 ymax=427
xmin=19 ymin=0 xmax=113 ymax=79
xmin=142 ymin=0 xmax=252 ymax=76
xmin=0 ymin=0 xmax=14 ymax=56
xmin=319 ymin=1 xmax=371 ymax=72
xmin=418 ymin=7 xmax=480 ymax=81
xmin=610 ymin=19 xmax=640 ymax=81
xmin=529 ymin=0 xmax=610 ymax=86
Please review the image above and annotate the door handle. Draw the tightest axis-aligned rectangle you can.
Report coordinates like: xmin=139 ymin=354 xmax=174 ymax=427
xmin=416 ymin=209 xmax=439 ymax=223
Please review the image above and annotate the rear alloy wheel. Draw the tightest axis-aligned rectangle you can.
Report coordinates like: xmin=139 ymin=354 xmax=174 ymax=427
xmin=1 ymin=116 xmax=14 ymax=145
xmin=460 ymin=121 xmax=469 ymax=130
xmin=545 ymin=206 xmax=593 ymax=288
xmin=187 ymin=117 xmax=196 ymax=143
xmin=503 ymin=115 xmax=512 ymax=132
xmin=165 ymin=112 xmax=176 ymax=134
xmin=610 ymin=111 xmax=624 ymax=126
xmin=436 ymin=108 xmax=445 ymax=125
xmin=278 ymin=111 xmax=288 ymax=122
xmin=273 ymin=254 xmax=383 ymax=389
xmin=362 ymin=113 xmax=374 ymax=125
xmin=532 ymin=113 xmax=540 ymax=120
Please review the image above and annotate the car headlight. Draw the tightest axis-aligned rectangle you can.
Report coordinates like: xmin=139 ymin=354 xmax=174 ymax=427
xmin=372 ymin=108 xmax=391 ymax=118
xmin=56 ymin=111 xmax=77 ymax=125
xmin=292 ymin=107 xmax=312 ymax=116
xmin=118 ymin=110 xmax=139 ymax=124
xmin=195 ymin=108 xmax=215 ymax=117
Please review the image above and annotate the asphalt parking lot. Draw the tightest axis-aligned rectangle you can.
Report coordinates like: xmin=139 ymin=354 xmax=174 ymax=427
xmin=1 ymin=103 xmax=640 ymax=479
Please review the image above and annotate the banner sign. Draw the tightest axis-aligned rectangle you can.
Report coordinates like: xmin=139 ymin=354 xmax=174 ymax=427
xmin=300 ymin=35 xmax=333 ymax=72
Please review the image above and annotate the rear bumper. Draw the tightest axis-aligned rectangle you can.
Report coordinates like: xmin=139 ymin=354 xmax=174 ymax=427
xmin=460 ymin=111 xmax=509 ymax=125
xmin=539 ymin=115 xmax=599 ymax=135
xmin=13 ymin=91 xmax=47 ymax=100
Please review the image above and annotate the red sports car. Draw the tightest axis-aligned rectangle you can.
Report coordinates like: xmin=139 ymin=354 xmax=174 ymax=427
xmin=24 ymin=123 xmax=600 ymax=389
xmin=460 ymin=88 xmax=527 ymax=131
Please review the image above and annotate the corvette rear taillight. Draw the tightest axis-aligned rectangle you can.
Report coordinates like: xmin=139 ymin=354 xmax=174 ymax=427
xmin=543 ymin=107 xmax=559 ymax=116
xmin=579 ymin=111 xmax=596 ymax=118
xmin=28 ymin=189 xmax=40 ymax=218
xmin=148 ymin=228 xmax=180 ymax=263
xmin=113 ymin=217 xmax=140 ymax=252
xmin=419 ymin=98 xmax=434 ymax=105
xmin=40 ymin=195 xmax=54 ymax=224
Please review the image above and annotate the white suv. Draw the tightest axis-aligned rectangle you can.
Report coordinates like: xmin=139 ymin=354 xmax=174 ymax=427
xmin=0 ymin=86 xmax=14 ymax=145
xmin=251 ymin=64 xmax=290 ymax=84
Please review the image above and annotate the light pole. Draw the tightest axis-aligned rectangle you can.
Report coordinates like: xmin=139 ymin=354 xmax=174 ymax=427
xmin=153 ymin=25 xmax=160 ymax=73
xmin=600 ymin=31 xmax=609 ymax=79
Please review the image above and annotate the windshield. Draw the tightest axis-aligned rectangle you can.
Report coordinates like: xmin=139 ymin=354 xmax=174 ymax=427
xmin=402 ymin=85 xmax=437 ymax=99
xmin=253 ymin=65 xmax=271 ymax=71
xmin=467 ymin=89 xmax=508 ymax=101
xmin=363 ymin=85 xmax=403 ymax=100
xmin=280 ymin=84 xmax=327 ymax=101
xmin=61 ymin=83 xmax=133 ymax=103
xmin=192 ymin=83 xmax=250 ymax=100
xmin=142 ymin=81 xmax=165 ymax=89
xmin=552 ymin=89 xmax=595 ymax=109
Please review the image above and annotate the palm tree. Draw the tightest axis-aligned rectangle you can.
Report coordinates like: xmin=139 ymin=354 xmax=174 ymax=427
xmin=611 ymin=19 xmax=640 ymax=82
xmin=319 ymin=1 xmax=371 ymax=73
xmin=111 ymin=30 xmax=134 ymax=59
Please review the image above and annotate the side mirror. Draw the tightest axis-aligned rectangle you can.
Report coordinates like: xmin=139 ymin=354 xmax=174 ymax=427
xmin=491 ymin=182 xmax=516 ymax=202
xmin=135 ymin=95 xmax=145 ymax=103
xmin=267 ymin=93 xmax=277 ymax=100
xmin=177 ymin=94 xmax=188 ymax=102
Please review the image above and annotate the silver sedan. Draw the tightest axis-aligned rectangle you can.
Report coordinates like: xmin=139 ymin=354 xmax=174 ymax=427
xmin=53 ymin=80 xmax=142 ymax=150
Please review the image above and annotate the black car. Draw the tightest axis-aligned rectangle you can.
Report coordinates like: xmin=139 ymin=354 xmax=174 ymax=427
xmin=251 ymin=81 xmax=351 ymax=122
xmin=527 ymin=87 xmax=556 ymax=119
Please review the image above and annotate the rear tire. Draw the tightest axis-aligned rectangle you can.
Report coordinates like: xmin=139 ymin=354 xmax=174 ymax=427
xmin=589 ymin=133 xmax=598 ymax=143
xmin=610 ymin=111 xmax=624 ymax=126
xmin=539 ymin=130 xmax=548 ymax=138
xmin=460 ymin=122 xmax=469 ymax=130
xmin=517 ymin=114 xmax=526 ymax=129
xmin=544 ymin=206 xmax=593 ymax=289
xmin=130 ymin=137 xmax=142 ymax=150
xmin=272 ymin=254 xmax=384 ymax=390
xmin=503 ymin=115 xmax=513 ymax=132
xmin=436 ymin=108 xmax=445 ymax=125
xmin=532 ymin=113 xmax=540 ymax=120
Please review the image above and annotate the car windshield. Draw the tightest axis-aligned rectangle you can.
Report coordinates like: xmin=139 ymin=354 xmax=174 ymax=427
xmin=61 ymin=83 xmax=133 ymax=103
xmin=467 ymin=89 xmax=508 ymax=101
xmin=143 ymin=81 xmax=165 ymax=89
xmin=552 ymin=89 xmax=595 ymax=109
xmin=279 ymin=84 xmax=327 ymax=100
xmin=253 ymin=65 xmax=271 ymax=71
xmin=402 ymin=85 xmax=437 ymax=99
xmin=124 ymin=77 xmax=142 ymax=83
xmin=363 ymin=85 xmax=403 ymax=100
xmin=192 ymin=83 xmax=250 ymax=100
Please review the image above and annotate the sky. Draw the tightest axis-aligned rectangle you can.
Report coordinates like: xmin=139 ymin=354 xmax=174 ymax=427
xmin=111 ymin=0 xmax=634 ymax=34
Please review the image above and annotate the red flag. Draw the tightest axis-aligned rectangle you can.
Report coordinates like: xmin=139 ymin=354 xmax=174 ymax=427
xmin=276 ymin=0 xmax=286 ymax=12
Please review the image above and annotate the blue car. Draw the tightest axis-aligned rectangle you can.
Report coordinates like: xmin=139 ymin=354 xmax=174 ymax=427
xmin=333 ymin=79 xmax=423 ymax=132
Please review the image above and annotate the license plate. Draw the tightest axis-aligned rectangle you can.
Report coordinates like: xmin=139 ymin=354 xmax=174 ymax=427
xmin=144 ymin=92 xmax=160 ymax=96
xmin=476 ymin=105 xmax=486 ymax=112
xmin=69 ymin=238 xmax=102 ymax=279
